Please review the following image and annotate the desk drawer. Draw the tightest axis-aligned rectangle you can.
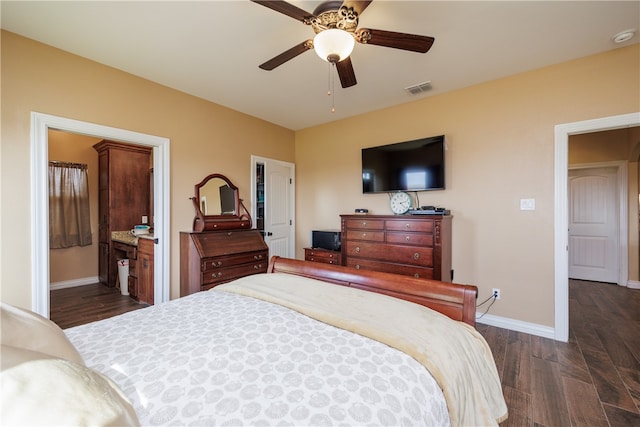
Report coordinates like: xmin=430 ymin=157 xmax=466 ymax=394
xmin=201 ymin=262 xmax=268 ymax=287
xmin=202 ymin=251 xmax=267 ymax=271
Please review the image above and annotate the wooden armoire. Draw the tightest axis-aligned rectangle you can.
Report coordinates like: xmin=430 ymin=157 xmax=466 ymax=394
xmin=94 ymin=140 xmax=152 ymax=287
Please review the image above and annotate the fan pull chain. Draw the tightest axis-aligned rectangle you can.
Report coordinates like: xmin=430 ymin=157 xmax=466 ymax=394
xmin=327 ymin=62 xmax=336 ymax=113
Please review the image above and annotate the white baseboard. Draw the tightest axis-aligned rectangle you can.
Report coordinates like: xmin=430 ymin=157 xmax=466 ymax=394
xmin=627 ymin=280 xmax=640 ymax=289
xmin=477 ymin=313 xmax=556 ymax=340
xmin=50 ymin=276 xmax=100 ymax=290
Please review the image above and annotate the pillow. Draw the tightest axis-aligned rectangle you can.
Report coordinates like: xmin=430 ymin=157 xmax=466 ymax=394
xmin=0 ymin=302 xmax=83 ymax=364
xmin=1 ymin=345 xmax=140 ymax=427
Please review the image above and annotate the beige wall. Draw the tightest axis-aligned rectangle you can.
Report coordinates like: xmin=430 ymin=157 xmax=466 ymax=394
xmin=295 ymin=44 xmax=640 ymax=328
xmin=1 ymin=31 xmax=295 ymax=307
xmin=48 ymin=130 xmax=101 ymax=283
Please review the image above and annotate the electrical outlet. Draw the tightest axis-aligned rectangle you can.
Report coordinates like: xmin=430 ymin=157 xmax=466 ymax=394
xmin=492 ymin=288 xmax=501 ymax=300
xmin=142 ymin=216 xmax=148 ymax=224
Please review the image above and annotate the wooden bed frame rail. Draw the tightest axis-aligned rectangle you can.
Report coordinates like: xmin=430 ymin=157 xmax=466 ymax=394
xmin=267 ymin=256 xmax=478 ymax=327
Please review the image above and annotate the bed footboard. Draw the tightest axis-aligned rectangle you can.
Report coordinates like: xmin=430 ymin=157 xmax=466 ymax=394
xmin=267 ymin=256 xmax=478 ymax=327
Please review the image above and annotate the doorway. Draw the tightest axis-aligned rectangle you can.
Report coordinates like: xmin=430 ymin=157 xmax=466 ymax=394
xmin=31 ymin=112 xmax=170 ymax=318
xmin=251 ymin=156 xmax=295 ymax=258
xmin=554 ymin=112 xmax=640 ymax=342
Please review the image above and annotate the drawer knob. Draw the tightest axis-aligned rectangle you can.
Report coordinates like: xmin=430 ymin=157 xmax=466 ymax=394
xmin=362 ymin=233 xmax=367 ymax=238
xmin=254 ymin=264 xmax=263 ymax=270
xmin=355 ymin=264 xmax=360 ymax=270
xmin=217 ymin=261 xmax=222 ymax=267
xmin=355 ymin=247 xmax=360 ymax=253
xmin=361 ymin=222 xmax=367 ymax=227
xmin=414 ymin=273 xmax=420 ymax=279
xmin=405 ymin=236 xmax=411 ymax=241
xmin=254 ymin=254 xmax=263 ymax=260
xmin=413 ymin=252 xmax=420 ymax=260
xmin=405 ymin=223 xmax=410 ymax=229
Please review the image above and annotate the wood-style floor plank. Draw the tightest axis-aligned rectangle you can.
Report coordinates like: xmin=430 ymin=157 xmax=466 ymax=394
xmin=50 ymin=283 xmax=147 ymax=329
xmin=481 ymin=279 xmax=640 ymax=426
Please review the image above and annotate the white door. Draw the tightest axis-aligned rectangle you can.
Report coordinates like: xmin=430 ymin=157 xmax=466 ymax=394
xmin=252 ymin=156 xmax=295 ymax=258
xmin=568 ymin=167 xmax=619 ymax=283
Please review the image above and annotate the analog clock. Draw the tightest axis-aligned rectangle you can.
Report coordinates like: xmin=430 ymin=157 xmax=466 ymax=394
xmin=390 ymin=192 xmax=412 ymax=214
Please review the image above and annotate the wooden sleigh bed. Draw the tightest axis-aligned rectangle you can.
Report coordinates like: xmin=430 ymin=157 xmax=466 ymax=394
xmin=266 ymin=256 xmax=479 ymax=326
xmin=1 ymin=257 xmax=507 ymax=427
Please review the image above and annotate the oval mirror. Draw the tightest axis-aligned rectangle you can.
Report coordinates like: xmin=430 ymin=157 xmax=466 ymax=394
xmin=198 ymin=176 xmax=238 ymax=216
xmin=191 ymin=174 xmax=251 ymax=231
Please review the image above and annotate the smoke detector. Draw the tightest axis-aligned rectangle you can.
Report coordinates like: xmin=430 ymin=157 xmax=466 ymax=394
xmin=612 ymin=29 xmax=636 ymax=43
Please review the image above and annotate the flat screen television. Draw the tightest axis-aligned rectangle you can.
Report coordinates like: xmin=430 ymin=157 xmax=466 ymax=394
xmin=362 ymin=135 xmax=445 ymax=193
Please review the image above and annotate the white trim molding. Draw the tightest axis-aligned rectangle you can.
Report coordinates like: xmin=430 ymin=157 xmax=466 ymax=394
xmin=477 ymin=314 xmax=555 ymax=340
xmin=50 ymin=277 xmax=99 ymax=291
xmin=627 ymin=280 xmax=640 ymax=289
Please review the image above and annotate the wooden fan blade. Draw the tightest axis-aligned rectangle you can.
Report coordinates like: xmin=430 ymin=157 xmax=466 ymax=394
xmin=341 ymin=0 xmax=373 ymax=16
xmin=259 ymin=40 xmax=314 ymax=70
xmin=357 ymin=28 xmax=434 ymax=53
xmin=336 ymin=57 xmax=357 ymax=88
xmin=250 ymin=0 xmax=314 ymax=23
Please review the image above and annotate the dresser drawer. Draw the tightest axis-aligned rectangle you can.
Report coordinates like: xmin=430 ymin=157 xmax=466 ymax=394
xmin=385 ymin=219 xmax=434 ymax=233
xmin=345 ymin=258 xmax=434 ymax=279
xmin=344 ymin=229 xmax=385 ymax=242
xmin=386 ymin=231 xmax=433 ymax=246
xmin=202 ymin=251 xmax=267 ymax=271
xmin=305 ymin=248 xmax=342 ymax=265
xmin=344 ymin=241 xmax=433 ymax=267
xmin=343 ymin=219 xmax=385 ymax=230
xmin=201 ymin=259 xmax=268 ymax=286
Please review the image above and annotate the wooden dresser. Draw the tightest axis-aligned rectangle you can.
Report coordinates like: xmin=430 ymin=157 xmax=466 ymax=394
xmin=340 ymin=214 xmax=452 ymax=281
xmin=304 ymin=247 xmax=342 ymax=265
xmin=180 ymin=229 xmax=268 ymax=296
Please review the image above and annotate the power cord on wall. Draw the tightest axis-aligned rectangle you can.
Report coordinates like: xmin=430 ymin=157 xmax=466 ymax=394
xmin=476 ymin=292 xmax=498 ymax=319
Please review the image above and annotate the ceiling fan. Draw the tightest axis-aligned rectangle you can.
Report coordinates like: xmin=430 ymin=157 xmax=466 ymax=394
xmin=251 ymin=0 xmax=435 ymax=88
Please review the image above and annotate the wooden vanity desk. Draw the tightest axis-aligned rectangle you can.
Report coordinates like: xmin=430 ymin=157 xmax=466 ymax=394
xmin=180 ymin=173 xmax=268 ymax=297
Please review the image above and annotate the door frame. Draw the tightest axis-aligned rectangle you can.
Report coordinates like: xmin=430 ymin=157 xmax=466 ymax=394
xmin=554 ymin=112 xmax=640 ymax=342
xmin=568 ymin=161 xmax=627 ymax=284
xmin=250 ymin=155 xmax=295 ymax=258
xmin=31 ymin=112 xmax=171 ymax=317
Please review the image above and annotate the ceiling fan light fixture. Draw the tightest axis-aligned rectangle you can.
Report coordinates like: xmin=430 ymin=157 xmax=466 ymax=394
xmin=314 ymin=29 xmax=355 ymax=63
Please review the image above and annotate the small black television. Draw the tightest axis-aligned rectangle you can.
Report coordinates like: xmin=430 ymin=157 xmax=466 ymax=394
xmin=362 ymin=135 xmax=445 ymax=193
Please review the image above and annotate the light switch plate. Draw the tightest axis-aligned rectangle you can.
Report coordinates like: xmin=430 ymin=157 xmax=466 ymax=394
xmin=520 ymin=198 xmax=535 ymax=211
xmin=142 ymin=215 xmax=148 ymax=224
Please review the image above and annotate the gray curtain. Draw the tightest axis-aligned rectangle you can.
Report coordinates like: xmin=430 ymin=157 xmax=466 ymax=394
xmin=49 ymin=161 xmax=92 ymax=249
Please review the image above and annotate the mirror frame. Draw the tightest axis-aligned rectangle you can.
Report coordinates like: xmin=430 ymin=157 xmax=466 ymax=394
xmin=191 ymin=173 xmax=252 ymax=232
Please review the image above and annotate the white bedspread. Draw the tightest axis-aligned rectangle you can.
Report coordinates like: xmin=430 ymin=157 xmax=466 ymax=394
xmin=66 ymin=281 xmax=450 ymax=426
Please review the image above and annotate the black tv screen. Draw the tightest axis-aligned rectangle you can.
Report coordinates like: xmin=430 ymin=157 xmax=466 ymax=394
xmin=362 ymin=135 xmax=445 ymax=193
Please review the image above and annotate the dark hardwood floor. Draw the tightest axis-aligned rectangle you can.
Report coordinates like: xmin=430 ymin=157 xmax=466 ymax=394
xmin=50 ymin=283 xmax=147 ymax=329
xmin=52 ymin=279 xmax=639 ymax=426
xmin=478 ymin=279 xmax=640 ymax=427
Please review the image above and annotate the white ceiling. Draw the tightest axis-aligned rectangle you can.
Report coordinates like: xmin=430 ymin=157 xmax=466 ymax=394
xmin=2 ymin=1 xmax=639 ymax=130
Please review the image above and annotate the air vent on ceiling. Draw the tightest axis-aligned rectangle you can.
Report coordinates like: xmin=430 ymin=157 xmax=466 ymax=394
xmin=405 ymin=81 xmax=432 ymax=95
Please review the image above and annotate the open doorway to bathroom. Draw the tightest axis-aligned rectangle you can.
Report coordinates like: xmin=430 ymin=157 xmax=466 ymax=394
xmin=48 ymin=129 xmax=151 ymax=328
xmin=31 ymin=112 xmax=170 ymax=320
